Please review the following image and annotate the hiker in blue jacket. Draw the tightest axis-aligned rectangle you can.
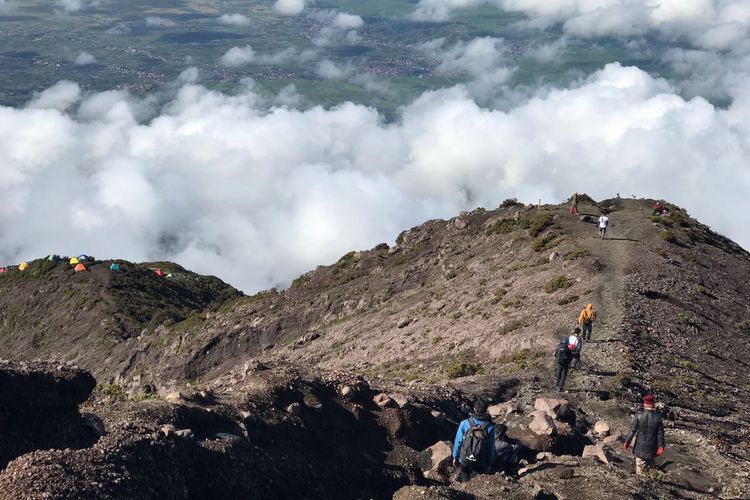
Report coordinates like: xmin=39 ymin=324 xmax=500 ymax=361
xmin=452 ymin=400 xmax=495 ymax=482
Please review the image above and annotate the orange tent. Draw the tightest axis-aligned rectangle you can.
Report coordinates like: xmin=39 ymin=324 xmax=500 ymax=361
xmin=74 ymin=263 xmax=86 ymax=272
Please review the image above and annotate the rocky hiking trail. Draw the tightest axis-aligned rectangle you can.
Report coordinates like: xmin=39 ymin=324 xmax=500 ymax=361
xmin=1 ymin=197 xmax=749 ymax=498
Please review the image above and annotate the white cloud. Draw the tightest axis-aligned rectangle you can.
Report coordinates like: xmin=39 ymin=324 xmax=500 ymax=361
xmin=27 ymin=81 xmax=81 ymax=112
xmin=145 ymin=16 xmax=174 ymax=27
xmin=74 ymin=52 xmax=97 ymax=66
xmin=526 ymin=37 xmax=569 ymax=64
xmin=411 ymin=0 xmax=750 ymax=50
xmin=221 ymin=45 xmax=317 ymax=67
xmin=2 ymin=64 xmax=750 ymax=293
xmin=273 ymin=0 xmax=305 ymax=16
xmin=332 ymin=12 xmax=364 ymax=30
xmin=220 ymin=45 xmax=256 ymax=67
xmin=177 ymin=67 xmax=200 ymax=85
xmin=0 ymin=0 xmax=15 ymax=14
xmin=56 ymin=0 xmax=83 ymax=13
xmin=219 ymin=13 xmax=250 ymax=26
xmin=418 ymin=37 xmax=514 ymax=98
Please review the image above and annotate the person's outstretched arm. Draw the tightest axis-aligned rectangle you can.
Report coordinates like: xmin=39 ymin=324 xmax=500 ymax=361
xmin=624 ymin=413 xmax=640 ymax=449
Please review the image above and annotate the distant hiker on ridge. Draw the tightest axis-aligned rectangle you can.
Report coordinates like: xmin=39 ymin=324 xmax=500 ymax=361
xmin=578 ymin=303 xmax=596 ymax=341
xmin=553 ymin=337 xmax=572 ymax=391
xmin=452 ymin=400 xmax=495 ymax=482
xmin=624 ymin=394 xmax=665 ymax=476
xmin=598 ymin=213 xmax=609 ymax=239
xmin=569 ymin=192 xmax=578 ymax=215
xmin=568 ymin=328 xmax=582 ymax=368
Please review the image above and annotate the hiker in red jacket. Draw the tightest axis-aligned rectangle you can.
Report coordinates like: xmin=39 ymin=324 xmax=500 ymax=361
xmin=624 ymin=394 xmax=665 ymax=476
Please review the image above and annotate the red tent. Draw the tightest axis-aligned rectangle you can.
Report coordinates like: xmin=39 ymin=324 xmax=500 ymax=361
xmin=0 ymin=268 xmax=6 ymax=273
xmin=154 ymin=268 xmax=166 ymax=277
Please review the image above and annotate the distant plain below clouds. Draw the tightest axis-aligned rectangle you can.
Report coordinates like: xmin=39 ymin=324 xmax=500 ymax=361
xmin=2 ymin=63 xmax=750 ymax=292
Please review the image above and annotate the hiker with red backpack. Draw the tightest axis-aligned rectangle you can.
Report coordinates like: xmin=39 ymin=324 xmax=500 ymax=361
xmin=452 ymin=400 xmax=495 ymax=482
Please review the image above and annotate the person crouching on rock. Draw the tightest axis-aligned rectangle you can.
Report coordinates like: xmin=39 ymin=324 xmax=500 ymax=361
xmin=452 ymin=400 xmax=495 ymax=482
xmin=493 ymin=423 xmax=521 ymax=473
xmin=624 ymin=394 xmax=665 ymax=476
xmin=554 ymin=337 xmax=573 ymax=391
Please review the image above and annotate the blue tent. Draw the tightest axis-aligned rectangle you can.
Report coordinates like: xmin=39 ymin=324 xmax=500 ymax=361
xmin=78 ymin=254 xmax=88 ymax=261
xmin=109 ymin=263 xmax=121 ymax=272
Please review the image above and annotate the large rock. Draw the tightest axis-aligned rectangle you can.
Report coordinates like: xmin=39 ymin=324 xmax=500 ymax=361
xmin=373 ymin=393 xmax=396 ymax=408
xmin=529 ymin=410 xmax=557 ymax=436
xmin=507 ymin=425 xmax=555 ymax=452
xmin=488 ymin=403 xmax=515 ymax=420
xmin=534 ymin=398 xmax=571 ymax=419
xmin=0 ymin=360 xmax=95 ymax=410
xmin=286 ymin=402 xmax=301 ymax=416
xmin=582 ymin=443 xmax=613 ymax=464
xmin=421 ymin=441 xmax=453 ymax=483
xmin=389 ymin=393 xmax=410 ymax=408
xmin=397 ymin=317 xmax=412 ymax=328
xmin=594 ymin=420 xmax=610 ymax=437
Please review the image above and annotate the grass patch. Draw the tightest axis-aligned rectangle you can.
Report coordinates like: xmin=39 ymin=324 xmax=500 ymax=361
xmin=544 ymin=275 xmax=572 ymax=293
xmin=446 ymin=354 xmax=483 ymax=379
xmin=528 ymin=213 xmax=554 ymax=237
xmin=486 ymin=218 xmax=520 ymax=235
xmin=490 ymin=289 xmax=507 ymax=305
xmin=660 ymin=230 xmax=677 ymax=243
xmin=557 ymin=294 xmax=579 ymax=305
xmin=563 ymin=249 xmax=591 ymax=261
xmin=501 ymin=298 xmax=523 ymax=308
xmin=500 ymin=348 xmax=546 ymax=372
xmin=531 ymin=234 xmax=561 ymax=252
xmin=499 ymin=319 xmax=524 ymax=335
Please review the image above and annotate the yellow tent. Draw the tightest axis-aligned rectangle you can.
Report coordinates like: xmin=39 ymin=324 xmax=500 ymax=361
xmin=19 ymin=262 xmax=29 ymax=271
xmin=69 ymin=257 xmax=79 ymax=265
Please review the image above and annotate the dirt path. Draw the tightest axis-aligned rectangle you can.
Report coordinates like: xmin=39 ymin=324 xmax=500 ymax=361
xmin=562 ymin=206 xmax=651 ymax=415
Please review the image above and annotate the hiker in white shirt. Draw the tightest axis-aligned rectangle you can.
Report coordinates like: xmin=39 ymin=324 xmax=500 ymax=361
xmin=598 ymin=214 xmax=609 ymax=239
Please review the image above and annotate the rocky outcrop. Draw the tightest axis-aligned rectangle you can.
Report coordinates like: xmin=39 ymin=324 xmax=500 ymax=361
xmin=0 ymin=361 xmax=99 ymax=469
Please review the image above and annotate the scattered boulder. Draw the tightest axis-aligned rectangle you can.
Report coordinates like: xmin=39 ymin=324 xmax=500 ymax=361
xmin=549 ymin=252 xmax=560 ymax=262
xmin=373 ymin=393 xmax=396 ymax=408
xmin=430 ymin=410 xmax=446 ymax=423
xmin=594 ymin=420 xmax=610 ymax=437
xmin=453 ymin=217 xmax=469 ymax=230
xmin=160 ymin=424 xmax=176 ymax=438
xmin=165 ymin=392 xmax=185 ymax=404
xmin=580 ymin=215 xmax=593 ymax=223
xmin=303 ymin=394 xmax=323 ymax=411
xmin=488 ymin=403 xmax=515 ymax=420
xmin=388 ymin=246 xmax=400 ymax=255
xmin=389 ymin=393 xmax=410 ymax=408
xmin=295 ymin=332 xmax=321 ymax=345
xmin=603 ymin=431 xmax=623 ymax=445
xmin=582 ymin=443 xmax=613 ymax=464
xmin=340 ymin=385 xmax=354 ymax=399
xmin=286 ymin=402 xmax=301 ymax=416
xmin=397 ymin=317 xmax=412 ymax=328
xmin=534 ymin=398 xmax=571 ymax=419
xmin=215 ymin=433 xmax=242 ymax=443
xmin=175 ymin=429 xmax=194 ymax=440
xmin=536 ymin=452 xmax=554 ymax=461
xmin=529 ymin=410 xmax=557 ymax=436
xmin=421 ymin=441 xmax=453 ymax=483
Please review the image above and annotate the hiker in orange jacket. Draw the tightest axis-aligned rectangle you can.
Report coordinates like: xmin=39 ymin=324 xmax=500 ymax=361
xmin=578 ymin=303 xmax=596 ymax=341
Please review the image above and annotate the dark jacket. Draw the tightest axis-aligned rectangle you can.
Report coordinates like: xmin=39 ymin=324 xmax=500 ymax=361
xmin=554 ymin=343 xmax=572 ymax=367
xmin=624 ymin=409 xmax=665 ymax=459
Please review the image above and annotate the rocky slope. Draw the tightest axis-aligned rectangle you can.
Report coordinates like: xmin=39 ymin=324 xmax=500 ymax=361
xmin=0 ymin=196 xmax=749 ymax=498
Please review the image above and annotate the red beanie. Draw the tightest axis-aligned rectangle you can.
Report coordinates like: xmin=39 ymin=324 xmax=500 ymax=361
xmin=643 ymin=394 xmax=655 ymax=405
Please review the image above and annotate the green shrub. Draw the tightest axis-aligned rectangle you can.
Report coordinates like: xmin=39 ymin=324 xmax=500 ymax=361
xmin=544 ymin=275 xmax=572 ymax=293
xmin=446 ymin=355 xmax=483 ymax=379
xmin=557 ymin=294 xmax=579 ymax=305
xmin=490 ymin=289 xmax=507 ymax=305
xmin=528 ymin=213 xmax=554 ymax=237
xmin=531 ymin=234 xmax=561 ymax=252
xmin=660 ymin=230 xmax=677 ymax=243
xmin=486 ymin=218 xmax=518 ymax=235
xmin=336 ymin=251 xmax=356 ymax=268
xmin=500 ymin=198 xmax=524 ymax=208
xmin=563 ymin=249 xmax=590 ymax=261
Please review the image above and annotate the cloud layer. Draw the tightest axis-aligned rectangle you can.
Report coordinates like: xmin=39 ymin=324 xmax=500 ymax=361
xmin=411 ymin=0 xmax=750 ymax=50
xmin=1 ymin=64 xmax=749 ymax=293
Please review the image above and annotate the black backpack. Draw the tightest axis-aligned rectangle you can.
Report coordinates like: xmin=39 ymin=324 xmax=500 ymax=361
xmin=555 ymin=344 xmax=572 ymax=365
xmin=459 ymin=418 xmax=491 ymax=466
